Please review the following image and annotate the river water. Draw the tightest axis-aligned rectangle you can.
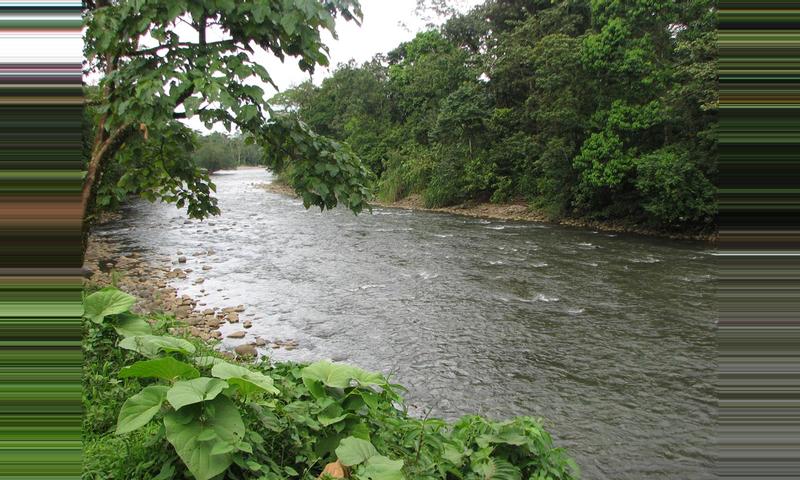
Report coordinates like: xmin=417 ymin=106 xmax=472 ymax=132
xmin=103 ymin=168 xmax=715 ymax=480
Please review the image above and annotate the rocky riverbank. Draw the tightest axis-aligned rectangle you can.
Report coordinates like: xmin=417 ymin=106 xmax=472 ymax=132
xmin=258 ymin=181 xmax=716 ymax=243
xmin=84 ymin=215 xmax=298 ymax=359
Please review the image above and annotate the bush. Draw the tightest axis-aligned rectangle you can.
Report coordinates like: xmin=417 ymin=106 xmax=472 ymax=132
xmin=83 ymin=286 xmax=579 ymax=480
xmin=634 ymin=146 xmax=716 ymax=228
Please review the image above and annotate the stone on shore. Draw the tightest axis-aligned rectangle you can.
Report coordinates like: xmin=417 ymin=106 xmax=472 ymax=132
xmin=227 ymin=331 xmax=246 ymax=339
xmin=234 ymin=344 xmax=257 ymax=357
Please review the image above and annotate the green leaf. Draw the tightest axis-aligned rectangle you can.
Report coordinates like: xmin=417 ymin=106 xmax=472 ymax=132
xmin=119 ymin=335 xmax=196 ymax=358
xmin=113 ymin=312 xmax=153 ymax=337
xmin=360 ymin=455 xmax=405 ymax=480
xmin=196 ymin=428 xmax=216 ymax=442
xmin=301 ymin=361 xmax=355 ymax=388
xmin=302 ymin=361 xmax=387 ymax=389
xmin=119 ymin=357 xmax=200 ymax=382
xmin=474 ymin=457 xmax=521 ymax=480
xmin=116 ymin=385 xmax=169 ymax=434
xmin=211 ymin=361 xmax=279 ymax=395
xmin=350 ymin=369 xmax=386 ymax=387
xmin=335 ymin=436 xmax=377 ymax=467
xmin=164 ymin=396 xmax=245 ymax=480
xmin=167 ymin=377 xmax=229 ymax=410
xmin=318 ymin=403 xmax=348 ymax=426
xmin=194 ymin=356 xmax=225 ymax=368
xmin=83 ymin=287 xmax=136 ymax=324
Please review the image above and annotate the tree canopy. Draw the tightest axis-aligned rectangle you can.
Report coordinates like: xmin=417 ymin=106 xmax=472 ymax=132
xmin=83 ymin=0 xmax=372 ymax=221
xmin=276 ymin=0 xmax=717 ymax=232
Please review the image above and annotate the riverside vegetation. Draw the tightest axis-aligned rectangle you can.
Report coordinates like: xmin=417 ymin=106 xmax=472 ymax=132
xmin=270 ymin=0 xmax=717 ymax=235
xmin=83 ymin=286 xmax=578 ymax=480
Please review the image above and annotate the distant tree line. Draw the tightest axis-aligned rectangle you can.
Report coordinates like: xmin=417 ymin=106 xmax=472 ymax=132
xmin=272 ymin=0 xmax=717 ymax=232
xmin=193 ymin=133 xmax=264 ymax=172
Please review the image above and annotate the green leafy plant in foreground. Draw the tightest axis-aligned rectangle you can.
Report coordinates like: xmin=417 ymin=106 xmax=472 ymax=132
xmin=83 ymin=287 xmax=578 ymax=480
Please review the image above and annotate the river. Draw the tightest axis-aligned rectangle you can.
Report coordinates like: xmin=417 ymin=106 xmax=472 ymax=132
xmin=101 ymin=168 xmax=716 ymax=480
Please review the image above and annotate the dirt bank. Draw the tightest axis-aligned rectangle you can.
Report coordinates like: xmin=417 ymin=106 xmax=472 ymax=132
xmin=258 ymin=182 xmax=716 ymax=243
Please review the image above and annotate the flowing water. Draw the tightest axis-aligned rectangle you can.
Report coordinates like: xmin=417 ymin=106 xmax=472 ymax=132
xmin=100 ymin=168 xmax=716 ymax=480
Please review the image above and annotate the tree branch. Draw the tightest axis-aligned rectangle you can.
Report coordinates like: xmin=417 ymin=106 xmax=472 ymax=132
xmin=125 ymin=40 xmax=238 ymax=57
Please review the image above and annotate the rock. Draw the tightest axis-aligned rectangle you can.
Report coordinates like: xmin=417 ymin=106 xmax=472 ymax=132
xmin=228 ymin=313 xmax=239 ymax=323
xmin=178 ymin=256 xmax=187 ymax=263
xmin=194 ymin=278 xmax=204 ymax=284
xmin=284 ymin=345 xmax=296 ymax=351
xmin=202 ymin=309 xmax=214 ymax=315
xmin=206 ymin=319 xmax=221 ymax=329
xmin=254 ymin=337 xmax=267 ymax=346
xmin=227 ymin=330 xmax=246 ymax=339
xmin=234 ymin=305 xmax=245 ymax=312
xmin=234 ymin=344 xmax=257 ymax=357
xmin=243 ymin=321 xmax=252 ymax=329
xmin=202 ymin=265 xmax=212 ymax=271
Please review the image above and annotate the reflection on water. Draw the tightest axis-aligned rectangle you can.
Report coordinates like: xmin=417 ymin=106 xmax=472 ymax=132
xmin=102 ymin=169 xmax=715 ymax=480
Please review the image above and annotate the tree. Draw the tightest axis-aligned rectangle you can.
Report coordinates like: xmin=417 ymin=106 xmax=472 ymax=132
xmin=83 ymin=0 xmax=372 ymax=225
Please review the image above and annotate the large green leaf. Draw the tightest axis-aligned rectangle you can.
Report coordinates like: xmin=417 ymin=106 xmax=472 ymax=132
xmin=302 ymin=361 xmax=355 ymax=388
xmin=335 ymin=436 xmax=378 ymax=467
xmin=113 ymin=312 xmax=153 ymax=337
xmin=116 ymin=385 xmax=169 ymax=434
xmin=119 ymin=335 xmax=196 ymax=358
xmin=360 ymin=455 xmax=405 ymax=480
xmin=302 ymin=361 xmax=385 ymax=389
xmin=119 ymin=357 xmax=200 ymax=382
xmin=164 ymin=396 xmax=245 ymax=480
xmin=83 ymin=287 xmax=136 ymax=324
xmin=211 ymin=361 xmax=279 ymax=395
xmin=167 ymin=377 xmax=228 ymax=410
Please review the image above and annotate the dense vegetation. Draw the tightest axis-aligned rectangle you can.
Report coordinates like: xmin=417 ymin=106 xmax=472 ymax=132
xmin=272 ymin=0 xmax=717 ymax=232
xmin=194 ymin=133 xmax=264 ymax=172
xmin=83 ymin=287 xmax=578 ymax=479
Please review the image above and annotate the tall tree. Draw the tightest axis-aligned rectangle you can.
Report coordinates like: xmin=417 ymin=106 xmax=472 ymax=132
xmin=83 ymin=0 xmax=372 ymax=224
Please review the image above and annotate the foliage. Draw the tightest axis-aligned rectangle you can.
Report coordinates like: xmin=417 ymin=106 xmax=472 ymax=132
xmin=193 ymin=133 xmax=264 ymax=173
xmin=277 ymin=0 xmax=716 ymax=233
xmin=83 ymin=0 xmax=372 ymax=220
xmin=83 ymin=286 xmax=578 ymax=480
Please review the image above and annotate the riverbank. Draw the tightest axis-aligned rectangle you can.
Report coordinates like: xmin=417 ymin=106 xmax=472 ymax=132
xmin=84 ymin=217 xmax=296 ymax=358
xmin=258 ymin=181 xmax=716 ymax=243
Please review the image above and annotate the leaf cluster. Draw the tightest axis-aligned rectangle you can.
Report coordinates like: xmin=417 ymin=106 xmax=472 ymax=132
xmin=82 ymin=286 xmax=578 ymax=480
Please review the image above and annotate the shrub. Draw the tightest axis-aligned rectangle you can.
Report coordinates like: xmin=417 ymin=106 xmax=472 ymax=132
xmin=83 ymin=287 xmax=579 ymax=480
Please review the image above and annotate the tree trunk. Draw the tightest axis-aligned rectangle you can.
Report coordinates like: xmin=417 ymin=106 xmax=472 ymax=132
xmin=80 ymin=123 xmax=135 ymax=257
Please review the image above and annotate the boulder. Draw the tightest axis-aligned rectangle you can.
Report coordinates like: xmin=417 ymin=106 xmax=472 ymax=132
xmin=234 ymin=344 xmax=257 ymax=358
xmin=227 ymin=330 xmax=246 ymax=339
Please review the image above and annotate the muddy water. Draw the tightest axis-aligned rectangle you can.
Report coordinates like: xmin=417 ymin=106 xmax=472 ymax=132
xmin=101 ymin=168 xmax=715 ymax=480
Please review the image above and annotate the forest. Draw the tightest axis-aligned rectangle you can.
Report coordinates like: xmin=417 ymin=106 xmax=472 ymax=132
xmin=271 ymin=0 xmax=717 ymax=233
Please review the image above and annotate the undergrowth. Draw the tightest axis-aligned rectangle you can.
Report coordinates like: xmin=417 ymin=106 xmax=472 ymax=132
xmin=82 ymin=285 xmax=579 ymax=480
